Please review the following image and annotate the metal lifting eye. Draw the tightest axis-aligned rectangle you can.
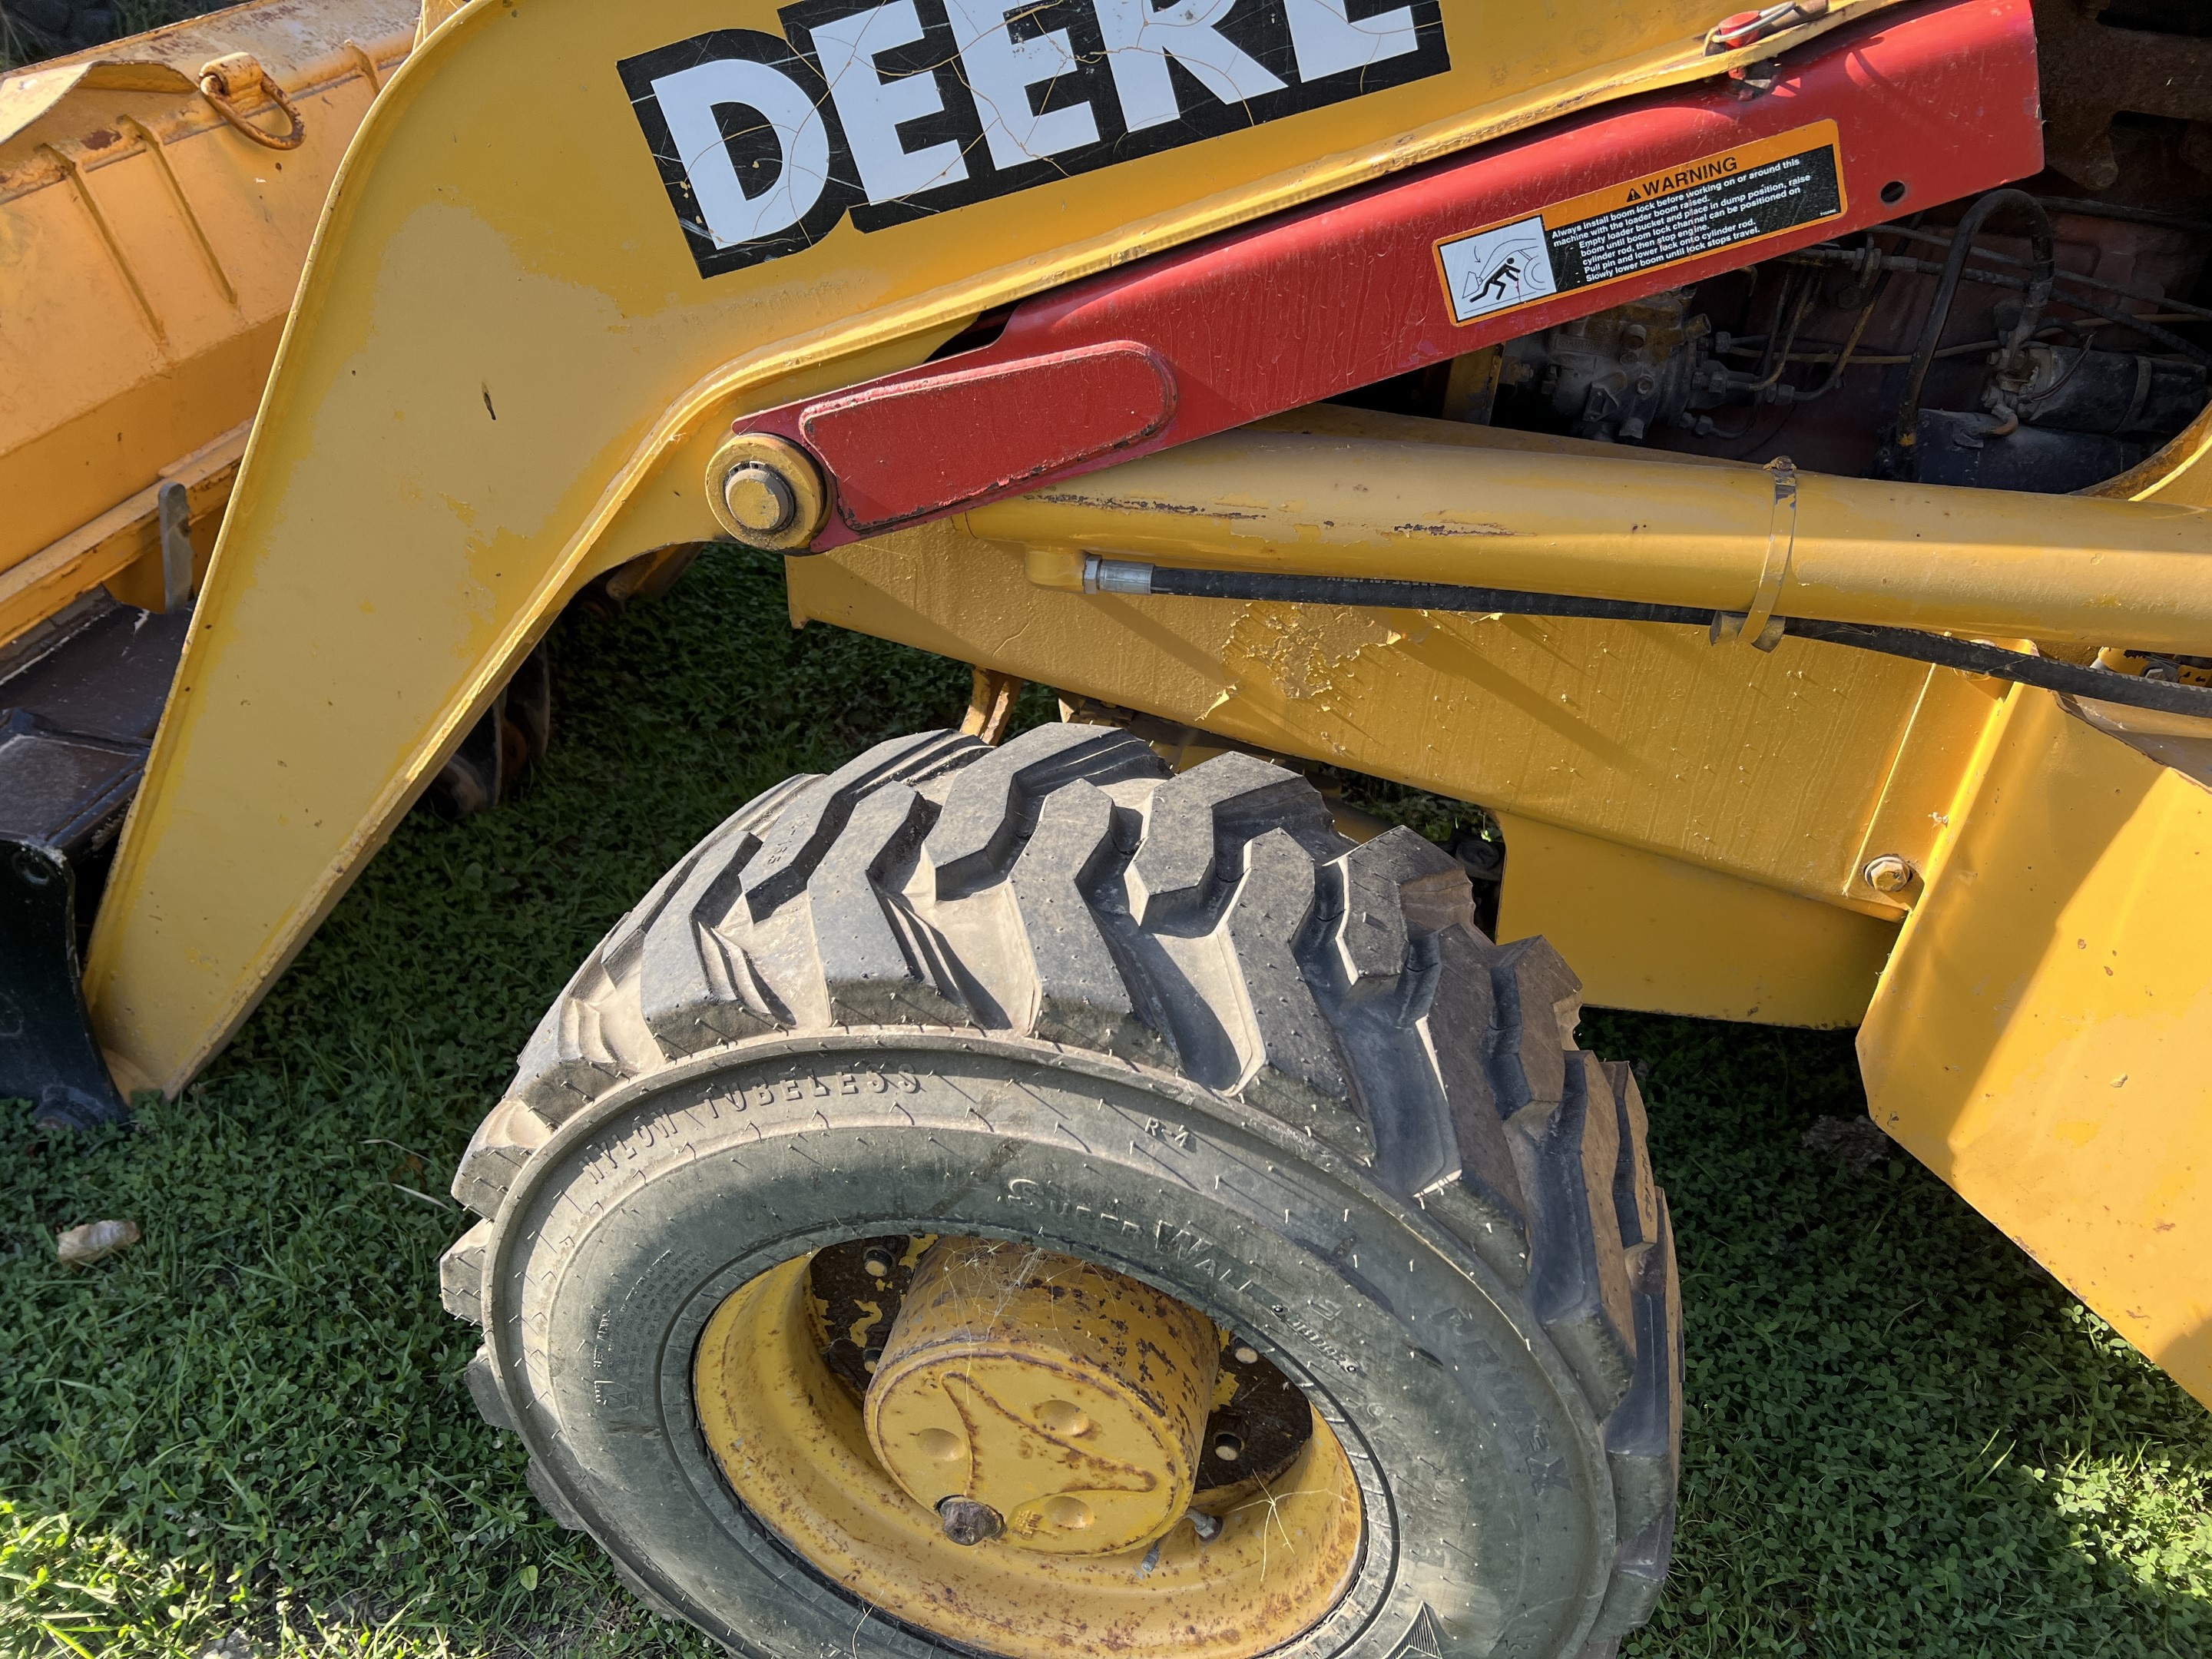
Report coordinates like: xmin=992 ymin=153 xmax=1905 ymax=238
xmin=199 ymin=55 xmax=306 ymax=151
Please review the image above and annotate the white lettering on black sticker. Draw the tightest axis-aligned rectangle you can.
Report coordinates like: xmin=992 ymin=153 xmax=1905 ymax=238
xmin=620 ymin=0 xmax=1449 ymax=278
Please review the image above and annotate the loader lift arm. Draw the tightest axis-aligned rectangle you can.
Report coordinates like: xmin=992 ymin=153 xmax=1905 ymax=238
xmin=82 ymin=0 xmax=2028 ymax=1096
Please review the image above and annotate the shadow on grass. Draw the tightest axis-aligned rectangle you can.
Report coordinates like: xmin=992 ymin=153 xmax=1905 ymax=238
xmin=1586 ymin=1011 xmax=2212 ymax=1658
xmin=2 ymin=549 xmax=2207 ymax=1657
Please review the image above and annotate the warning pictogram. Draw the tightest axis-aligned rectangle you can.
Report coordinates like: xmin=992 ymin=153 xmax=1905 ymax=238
xmin=1434 ymin=216 xmax=1558 ymax=322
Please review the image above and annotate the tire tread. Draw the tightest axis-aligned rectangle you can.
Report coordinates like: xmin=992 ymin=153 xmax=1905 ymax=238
xmin=443 ymin=723 xmax=1683 ymax=1647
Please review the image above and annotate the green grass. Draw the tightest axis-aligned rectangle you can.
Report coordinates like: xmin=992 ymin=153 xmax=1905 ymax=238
xmin=5 ymin=549 xmax=2209 ymax=1657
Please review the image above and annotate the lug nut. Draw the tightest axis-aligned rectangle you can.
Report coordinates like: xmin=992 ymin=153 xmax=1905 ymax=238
xmin=1189 ymin=1509 xmax=1222 ymax=1541
xmin=1863 ymin=854 xmax=1916 ymax=895
xmin=722 ymin=462 xmax=797 ymax=535
xmin=936 ymin=1496 xmax=1004 ymax=1546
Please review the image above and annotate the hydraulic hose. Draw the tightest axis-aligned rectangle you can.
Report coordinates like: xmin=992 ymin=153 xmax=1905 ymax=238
xmin=1890 ymin=189 xmax=2055 ymax=475
xmin=1089 ymin=561 xmax=2212 ymax=718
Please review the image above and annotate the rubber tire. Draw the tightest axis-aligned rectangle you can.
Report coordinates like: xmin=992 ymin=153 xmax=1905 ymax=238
xmin=426 ymin=641 xmax=551 ymax=818
xmin=441 ymin=724 xmax=1682 ymax=1659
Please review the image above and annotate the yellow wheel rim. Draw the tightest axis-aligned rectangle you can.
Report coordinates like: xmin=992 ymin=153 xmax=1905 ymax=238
xmin=694 ymin=1244 xmax=1365 ymax=1659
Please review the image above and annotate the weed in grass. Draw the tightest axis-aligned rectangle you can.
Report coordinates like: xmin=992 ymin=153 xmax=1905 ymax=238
xmin=2 ymin=549 xmax=2209 ymax=1657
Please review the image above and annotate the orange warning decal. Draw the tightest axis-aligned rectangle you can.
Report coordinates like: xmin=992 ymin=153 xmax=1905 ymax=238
xmin=1435 ymin=120 xmax=1846 ymax=326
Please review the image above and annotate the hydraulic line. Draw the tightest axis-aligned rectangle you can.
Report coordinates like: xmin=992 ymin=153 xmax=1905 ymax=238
xmin=975 ymin=427 xmax=2212 ymax=655
xmin=1786 ymin=247 xmax=2212 ymax=365
xmin=1085 ymin=560 xmax=2212 ymax=718
xmin=1884 ymin=225 xmax=2212 ymax=327
xmin=1890 ymin=190 xmax=2055 ymax=471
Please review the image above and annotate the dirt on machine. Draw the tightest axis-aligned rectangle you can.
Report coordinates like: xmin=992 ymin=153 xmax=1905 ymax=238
xmin=5 ymin=2 xmax=2212 ymax=1657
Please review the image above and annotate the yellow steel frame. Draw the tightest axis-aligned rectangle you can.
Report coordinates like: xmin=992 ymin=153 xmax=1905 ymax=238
xmin=87 ymin=0 xmax=1883 ymax=1091
xmin=75 ymin=0 xmax=2212 ymax=1405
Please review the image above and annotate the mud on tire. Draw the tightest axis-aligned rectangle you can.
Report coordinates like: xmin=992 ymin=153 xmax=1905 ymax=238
xmin=441 ymin=723 xmax=1682 ymax=1659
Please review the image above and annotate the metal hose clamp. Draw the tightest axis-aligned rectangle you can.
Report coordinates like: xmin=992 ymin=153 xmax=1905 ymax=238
xmin=1712 ymin=457 xmax=1797 ymax=650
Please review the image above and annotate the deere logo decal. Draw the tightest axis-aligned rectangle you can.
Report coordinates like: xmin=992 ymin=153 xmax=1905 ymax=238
xmin=621 ymin=0 xmax=1450 ymax=276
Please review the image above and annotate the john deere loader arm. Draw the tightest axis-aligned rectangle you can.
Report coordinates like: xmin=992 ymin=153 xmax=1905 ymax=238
xmin=84 ymin=0 xmax=1920 ymax=1093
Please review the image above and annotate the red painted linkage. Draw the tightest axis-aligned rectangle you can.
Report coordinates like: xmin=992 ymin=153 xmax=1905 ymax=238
xmin=737 ymin=0 xmax=2041 ymax=550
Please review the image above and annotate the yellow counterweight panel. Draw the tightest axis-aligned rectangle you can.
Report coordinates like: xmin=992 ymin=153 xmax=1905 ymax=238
xmin=1859 ymin=692 xmax=2212 ymax=1410
xmin=85 ymin=0 xmax=1895 ymax=1092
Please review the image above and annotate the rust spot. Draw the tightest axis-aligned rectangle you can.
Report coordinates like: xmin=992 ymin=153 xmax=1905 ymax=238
xmin=1031 ymin=491 xmax=1264 ymax=519
xmin=1387 ymin=520 xmax=1514 ymax=537
xmin=83 ymin=127 xmax=120 ymax=149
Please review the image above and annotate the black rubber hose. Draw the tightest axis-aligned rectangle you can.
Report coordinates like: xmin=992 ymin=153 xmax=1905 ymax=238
xmin=1144 ymin=566 xmax=1717 ymax=626
xmin=1136 ymin=565 xmax=2212 ymax=717
xmin=1891 ymin=189 xmax=2055 ymax=474
xmin=1787 ymin=247 xmax=2212 ymax=365
xmin=1774 ymin=618 xmax=2212 ymax=714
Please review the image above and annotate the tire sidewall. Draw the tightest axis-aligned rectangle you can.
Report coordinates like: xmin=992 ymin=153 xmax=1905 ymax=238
xmin=485 ymin=1031 xmax=1614 ymax=1659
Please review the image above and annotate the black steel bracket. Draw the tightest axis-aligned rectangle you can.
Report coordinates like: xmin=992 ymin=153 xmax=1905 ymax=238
xmin=1 ymin=837 xmax=127 ymax=1128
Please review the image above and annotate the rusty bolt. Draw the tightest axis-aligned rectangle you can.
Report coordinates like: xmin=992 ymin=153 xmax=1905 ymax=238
xmin=1863 ymin=854 xmax=1916 ymax=894
xmin=722 ymin=462 xmax=798 ymax=536
xmin=937 ymin=1496 xmax=1004 ymax=1546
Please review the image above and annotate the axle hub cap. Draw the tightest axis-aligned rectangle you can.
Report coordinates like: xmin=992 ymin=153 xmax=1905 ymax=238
xmin=866 ymin=1240 xmax=1217 ymax=1556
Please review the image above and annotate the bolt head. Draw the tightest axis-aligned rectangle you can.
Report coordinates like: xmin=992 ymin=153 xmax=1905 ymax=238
xmin=722 ymin=462 xmax=798 ymax=535
xmin=1863 ymin=854 xmax=1916 ymax=895
xmin=936 ymin=1496 xmax=1004 ymax=1546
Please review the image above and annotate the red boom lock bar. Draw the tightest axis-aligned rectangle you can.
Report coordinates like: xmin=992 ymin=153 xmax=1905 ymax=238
xmin=734 ymin=0 xmax=2041 ymax=550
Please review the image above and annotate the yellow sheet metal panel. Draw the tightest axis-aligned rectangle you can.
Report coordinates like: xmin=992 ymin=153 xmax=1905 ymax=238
xmin=1492 ymin=809 xmax=1897 ymax=1027
xmin=792 ymin=406 xmax=2022 ymax=917
xmin=786 ymin=515 xmax=1965 ymax=921
xmin=88 ymin=0 xmax=1901 ymax=1091
xmin=1844 ymin=665 xmax=2012 ymax=907
xmin=0 ymin=0 xmax=416 ymax=629
xmin=1859 ymin=691 xmax=2212 ymax=1409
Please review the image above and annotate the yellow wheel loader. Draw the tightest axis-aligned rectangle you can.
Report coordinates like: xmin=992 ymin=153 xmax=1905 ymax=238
xmin=6 ymin=0 xmax=2212 ymax=1654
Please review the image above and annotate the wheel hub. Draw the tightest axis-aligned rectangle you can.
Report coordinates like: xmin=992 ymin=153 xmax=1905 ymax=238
xmin=691 ymin=1238 xmax=1365 ymax=1659
xmin=865 ymin=1240 xmax=1217 ymax=1556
